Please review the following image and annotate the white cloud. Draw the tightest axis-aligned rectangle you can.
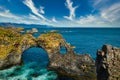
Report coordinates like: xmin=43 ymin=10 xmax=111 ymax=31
xmin=0 ymin=9 xmax=19 ymax=19
xmin=23 ymin=0 xmax=46 ymax=20
xmin=52 ymin=17 xmax=57 ymax=23
xmin=101 ymin=2 xmax=120 ymax=23
xmin=77 ymin=15 xmax=96 ymax=24
xmin=94 ymin=0 xmax=102 ymax=6
xmin=28 ymin=14 xmax=40 ymax=20
xmin=39 ymin=6 xmax=45 ymax=14
xmin=0 ymin=6 xmax=57 ymax=26
xmin=0 ymin=0 xmax=120 ymax=27
xmin=64 ymin=0 xmax=78 ymax=21
xmin=76 ymin=15 xmax=108 ymax=27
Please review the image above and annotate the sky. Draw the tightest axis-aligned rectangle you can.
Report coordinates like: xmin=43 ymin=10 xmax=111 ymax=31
xmin=0 ymin=0 xmax=120 ymax=27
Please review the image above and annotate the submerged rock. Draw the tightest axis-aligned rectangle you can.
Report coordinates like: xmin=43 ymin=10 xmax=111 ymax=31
xmin=26 ymin=28 xmax=38 ymax=34
xmin=32 ymin=28 xmax=38 ymax=33
xmin=96 ymin=45 xmax=120 ymax=80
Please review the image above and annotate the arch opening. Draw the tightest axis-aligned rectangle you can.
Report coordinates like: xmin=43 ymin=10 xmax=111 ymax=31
xmin=60 ymin=46 xmax=67 ymax=54
xmin=22 ymin=47 xmax=49 ymax=68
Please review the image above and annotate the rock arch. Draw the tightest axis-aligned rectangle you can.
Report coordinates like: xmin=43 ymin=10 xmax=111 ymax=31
xmin=0 ymin=32 xmax=74 ymax=70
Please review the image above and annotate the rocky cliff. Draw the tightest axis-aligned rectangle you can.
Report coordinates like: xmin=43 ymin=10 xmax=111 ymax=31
xmin=96 ymin=45 xmax=120 ymax=80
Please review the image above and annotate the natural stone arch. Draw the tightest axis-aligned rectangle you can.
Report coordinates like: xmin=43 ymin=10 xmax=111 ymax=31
xmin=0 ymin=32 xmax=74 ymax=70
xmin=36 ymin=32 xmax=74 ymax=59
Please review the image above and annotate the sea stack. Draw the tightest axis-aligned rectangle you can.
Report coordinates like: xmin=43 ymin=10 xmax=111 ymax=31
xmin=96 ymin=45 xmax=120 ymax=80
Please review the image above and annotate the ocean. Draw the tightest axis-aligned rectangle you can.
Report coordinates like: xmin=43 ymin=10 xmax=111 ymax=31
xmin=0 ymin=28 xmax=120 ymax=80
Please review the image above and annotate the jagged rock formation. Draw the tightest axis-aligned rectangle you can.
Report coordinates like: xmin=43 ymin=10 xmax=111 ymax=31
xmin=96 ymin=45 xmax=120 ymax=80
xmin=0 ymin=27 xmax=96 ymax=80
xmin=48 ymin=53 xmax=96 ymax=80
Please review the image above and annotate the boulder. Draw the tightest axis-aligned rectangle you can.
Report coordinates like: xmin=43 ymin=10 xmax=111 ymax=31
xmin=32 ymin=28 xmax=38 ymax=33
xmin=26 ymin=28 xmax=38 ymax=34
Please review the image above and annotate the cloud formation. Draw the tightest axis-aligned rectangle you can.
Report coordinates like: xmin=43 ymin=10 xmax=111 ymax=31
xmin=52 ymin=17 xmax=57 ymax=23
xmin=0 ymin=8 xmax=19 ymax=19
xmin=23 ymin=0 xmax=46 ymax=20
xmin=0 ymin=0 xmax=120 ymax=27
xmin=64 ymin=0 xmax=78 ymax=21
xmin=101 ymin=3 xmax=120 ymax=24
xmin=39 ymin=6 xmax=45 ymax=14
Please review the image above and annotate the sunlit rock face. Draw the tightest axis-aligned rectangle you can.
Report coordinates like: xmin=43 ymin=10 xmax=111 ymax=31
xmin=0 ymin=27 xmax=96 ymax=80
xmin=96 ymin=45 xmax=120 ymax=80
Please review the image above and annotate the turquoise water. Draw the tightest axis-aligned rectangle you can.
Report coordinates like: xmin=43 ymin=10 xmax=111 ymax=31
xmin=0 ymin=62 xmax=57 ymax=80
xmin=0 ymin=28 xmax=120 ymax=80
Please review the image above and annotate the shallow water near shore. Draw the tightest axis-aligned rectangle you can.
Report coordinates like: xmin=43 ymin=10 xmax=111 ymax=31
xmin=0 ymin=47 xmax=58 ymax=80
xmin=0 ymin=62 xmax=58 ymax=80
xmin=0 ymin=28 xmax=120 ymax=80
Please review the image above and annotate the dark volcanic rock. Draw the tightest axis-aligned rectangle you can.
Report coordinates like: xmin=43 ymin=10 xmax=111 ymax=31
xmin=96 ymin=44 xmax=120 ymax=80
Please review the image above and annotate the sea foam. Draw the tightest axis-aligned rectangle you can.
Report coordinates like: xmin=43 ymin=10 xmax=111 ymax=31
xmin=0 ymin=62 xmax=57 ymax=80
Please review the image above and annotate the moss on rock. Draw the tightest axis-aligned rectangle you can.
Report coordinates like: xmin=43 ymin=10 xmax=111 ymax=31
xmin=0 ymin=27 xmax=35 ymax=60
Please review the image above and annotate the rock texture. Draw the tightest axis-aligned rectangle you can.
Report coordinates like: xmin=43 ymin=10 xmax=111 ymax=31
xmin=96 ymin=45 xmax=120 ymax=80
xmin=48 ymin=53 xmax=96 ymax=80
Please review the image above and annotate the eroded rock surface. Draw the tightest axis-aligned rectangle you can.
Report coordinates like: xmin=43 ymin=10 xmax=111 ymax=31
xmin=96 ymin=45 xmax=120 ymax=80
xmin=48 ymin=53 xmax=96 ymax=80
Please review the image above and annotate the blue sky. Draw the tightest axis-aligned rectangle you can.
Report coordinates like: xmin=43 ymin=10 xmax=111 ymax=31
xmin=0 ymin=0 xmax=120 ymax=27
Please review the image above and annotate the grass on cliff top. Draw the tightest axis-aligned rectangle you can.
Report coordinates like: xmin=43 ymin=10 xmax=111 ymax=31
xmin=0 ymin=27 xmax=21 ymax=44
xmin=0 ymin=27 xmax=35 ymax=59
xmin=0 ymin=28 xmax=65 ymax=59
xmin=38 ymin=32 xmax=64 ymax=49
xmin=0 ymin=27 xmax=21 ymax=59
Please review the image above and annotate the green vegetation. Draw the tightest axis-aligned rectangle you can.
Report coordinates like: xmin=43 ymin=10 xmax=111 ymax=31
xmin=38 ymin=32 xmax=64 ymax=53
xmin=0 ymin=28 xmax=62 ymax=59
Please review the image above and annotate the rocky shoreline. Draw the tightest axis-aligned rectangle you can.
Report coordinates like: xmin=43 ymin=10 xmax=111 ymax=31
xmin=0 ymin=27 xmax=120 ymax=80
